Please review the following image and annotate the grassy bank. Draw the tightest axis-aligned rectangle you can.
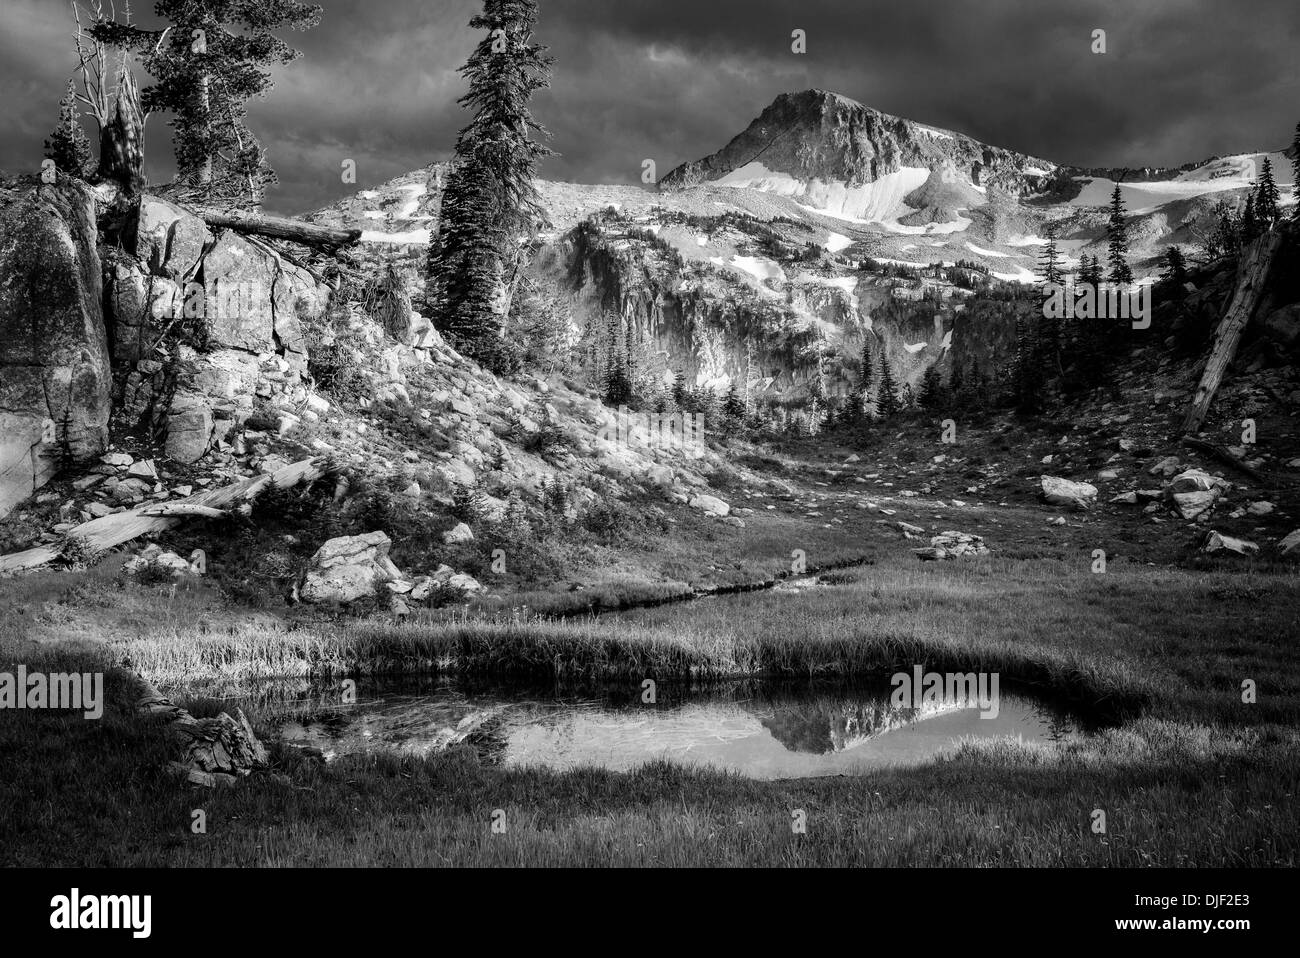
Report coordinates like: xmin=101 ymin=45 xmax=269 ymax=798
xmin=2 ymin=541 xmax=1297 ymax=866
xmin=1 ymin=674 xmax=1293 ymax=866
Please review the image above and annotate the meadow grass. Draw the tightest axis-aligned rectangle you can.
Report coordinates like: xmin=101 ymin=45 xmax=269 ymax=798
xmin=2 ymin=500 xmax=1296 ymax=867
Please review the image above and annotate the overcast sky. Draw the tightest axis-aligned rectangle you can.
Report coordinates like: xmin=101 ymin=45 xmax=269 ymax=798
xmin=4 ymin=0 xmax=1298 ymax=214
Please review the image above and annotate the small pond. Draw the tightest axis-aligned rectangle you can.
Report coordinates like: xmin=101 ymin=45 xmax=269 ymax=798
xmin=265 ymin=677 xmax=1081 ymax=780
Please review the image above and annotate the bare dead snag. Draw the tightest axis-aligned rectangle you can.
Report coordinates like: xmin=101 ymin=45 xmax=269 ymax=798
xmin=1180 ymin=230 xmax=1284 ymax=435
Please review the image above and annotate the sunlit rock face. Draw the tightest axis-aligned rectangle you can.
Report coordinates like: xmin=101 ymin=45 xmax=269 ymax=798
xmin=0 ymin=180 xmax=111 ymax=518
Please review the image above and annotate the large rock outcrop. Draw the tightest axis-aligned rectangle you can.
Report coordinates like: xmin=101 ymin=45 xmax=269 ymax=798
xmin=0 ymin=181 xmax=111 ymax=518
xmin=106 ymin=194 xmax=330 ymax=462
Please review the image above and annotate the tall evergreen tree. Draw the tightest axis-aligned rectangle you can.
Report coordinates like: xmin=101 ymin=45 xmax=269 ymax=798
xmin=722 ymin=384 xmax=745 ymax=422
xmin=948 ymin=359 xmax=965 ymax=403
xmin=858 ymin=337 xmax=876 ymax=414
xmin=1037 ymin=226 xmax=1063 ymax=374
xmin=94 ymin=1 xmax=321 ymax=205
xmin=1241 ymin=193 xmax=1259 ymax=240
xmin=1106 ymin=183 xmax=1134 ymax=286
xmin=45 ymin=80 xmax=93 ymax=178
xmin=1162 ymin=246 xmax=1187 ymax=285
xmin=1292 ymin=123 xmax=1300 ymax=221
xmin=917 ymin=365 xmax=944 ymax=410
xmin=876 ymin=352 xmax=901 ymax=418
xmin=1256 ymin=156 xmax=1280 ymax=225
xmin=427 ymin=151 xmax=509 ymax=366
xmin=426 ymin=0 xmax=554 ymax=373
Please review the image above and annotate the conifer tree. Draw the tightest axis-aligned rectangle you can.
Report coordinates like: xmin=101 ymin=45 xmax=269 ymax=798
xmin=722 ymin=384 xmax=745 ymax=422
xmin=1256 ymin=156 xmax=1280 ymax=225
xmin=1037 ymin=226 xmax=1063 ymax=375
xmin=917 ymin=365 xmax=943 ymax=410
xmin=426 ymin=0 xmax=554 ymax=373
xmin=1292 ymin=123 xmax=1300 ymax=221
xmin=1162 ymin=246 xmax=1187 ymax=285
xmin=876 ymin=352 xmax=901 ymax=417
xmin=94 ymin=0 xmax=320 ymax=205
xmin=1241 ymin=193 xmax=1259 ymax=240
xmin=44 ymin=80 xmax=93 ymax=178
xmin=948 ymin=360 xmax=965 ymax=404
xmin=1106 ymin=183 xmax=1134 ymax=286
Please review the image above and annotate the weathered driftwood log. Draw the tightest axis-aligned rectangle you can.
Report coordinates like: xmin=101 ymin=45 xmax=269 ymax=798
xmin=1181 ymin=231 xmax=1285 ymax=434
xmin=0 ymin=456 xmax=327 ymax=575
xmin=198 ymin=209 xmax=362 ymax=249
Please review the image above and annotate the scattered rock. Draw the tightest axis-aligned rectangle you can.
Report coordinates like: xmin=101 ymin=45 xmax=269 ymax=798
xmin=1202 ymin=531 xmax=1259 ymax=556
xmin=1148 ymin=456 xmax=1182 ymax=477
xmin=301 ymin=531 xmax=396 ymax=604
xmin=442 ymin=522 xmax=475 ymax=544
xmin=1247 ymin=501 xmax=1275 ymax=517
xmin=914 ymin=530 xmax=989 ymax=561
xmin=689 ymin=494 xmax=730 ymax=517
xmin=1166 ymin=469 xmax=1227 ymax=520
xmin=1040 ymin=475 xmax=1098 ymax=511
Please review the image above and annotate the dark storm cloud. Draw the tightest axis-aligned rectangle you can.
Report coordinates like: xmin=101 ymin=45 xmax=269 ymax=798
xmin=3 ymin=0 xmax=1298 ymax=214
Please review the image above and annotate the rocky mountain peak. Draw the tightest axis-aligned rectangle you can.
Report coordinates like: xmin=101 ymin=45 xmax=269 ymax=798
xmin=661 ymin=89 xmax=1058 ymax=199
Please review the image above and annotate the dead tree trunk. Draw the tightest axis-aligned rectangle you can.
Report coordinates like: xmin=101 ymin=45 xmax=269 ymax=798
xmin=198 ymin=209 xmax=362 ymax=249
xmin=0 ymin=456 xmax=327 ymax=575
xmin=95 ymin=59 xmax=146 ymax=196
xmin=1181 ymin=230 xmax=1284 ymax=435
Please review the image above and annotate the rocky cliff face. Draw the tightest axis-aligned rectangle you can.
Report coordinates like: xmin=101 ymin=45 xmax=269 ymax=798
xmin=0 ymin=178 xmax=334 ymax=519
xmin=0 ymin=181 xmax=111 ymax=517
xmin=104 ymin=194 xmax=329 ymax=464
xmin=533 ymin=212 xmax=964 ymax=411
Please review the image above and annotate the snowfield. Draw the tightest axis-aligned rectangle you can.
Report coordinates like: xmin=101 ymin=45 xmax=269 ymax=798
xmin=825 ymin=231 xmax=853 ymax=252
xmin=1068 ymin=152 xmax=1294 ymax=213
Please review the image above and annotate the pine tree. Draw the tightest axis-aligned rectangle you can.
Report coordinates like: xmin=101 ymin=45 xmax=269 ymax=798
xmin=426 ymin=152 xmax=511 ymax=368
xmin=671 ymin=369 xmax=688 ymax=410
xmin=859 ymin=337 xmax=876 ymax=415
xmin=722 ymin=384 xmax=745 ymax=422
xmin=1292 ymin=123 xmax=1300 ymax=221
xmin=426 ymin=0 xmax=554 ymax=373
xmin=1241 ymin=193 xmax=1259 ymax=240
xmin=94 ymin=1 xmax=321 ymax=205
xmin=1038 ymin=228 xmax=1063 ymax=287
xmin=1037 ymin=226 xmax=1063 ymax=375
xmin=1106 ymin=183 xmax=1134 ymax=286
xmin=44 ymin=80 xmax=93 ymax=178
xmin=1256 ymin=156 xmax=1280 ymax=225
xmin=1162 ymin=246 xmax=1187 ymax=285
xmin=1011 ymin=310 xmax=1044 ymax=413
xmin=917 ymin=365 xmax=943 ymax=409
xmin=876 ymin=352 xmax=901 ymax=418
xmin=948 ymin=360 xmax=965 ymax=403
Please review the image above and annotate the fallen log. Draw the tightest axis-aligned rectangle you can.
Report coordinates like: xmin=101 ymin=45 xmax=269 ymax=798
xmin=0 ymin=456 xmax=327 ymax=576
xmin=1181 ymin=230 xmax=1285 ymax=435
xmin=137 ymin=503 xmax=231 ymax=520
xmin=1180 ymin=437 xmax=1267 ymax=483
xmin=198 ymin=209 xmax=362 ymax=249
